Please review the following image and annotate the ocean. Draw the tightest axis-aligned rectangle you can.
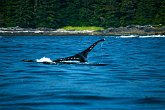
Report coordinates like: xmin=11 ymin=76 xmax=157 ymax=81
xmin=0 ymin=35 xmax=165 ymax=110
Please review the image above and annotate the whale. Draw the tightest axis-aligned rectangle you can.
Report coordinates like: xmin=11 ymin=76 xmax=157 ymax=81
xmin=22 ymin=39 xmax=105 ymax=64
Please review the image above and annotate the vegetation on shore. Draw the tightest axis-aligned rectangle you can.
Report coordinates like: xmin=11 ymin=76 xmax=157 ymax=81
xmin=61 ymin=26 xmax=104 ymax=31
xmin=1 ymin=0 xmax=165 ymax=29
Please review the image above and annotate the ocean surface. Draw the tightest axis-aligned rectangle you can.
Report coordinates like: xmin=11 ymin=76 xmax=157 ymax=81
xmin=0 ymin=35 xmax=165 ymax=110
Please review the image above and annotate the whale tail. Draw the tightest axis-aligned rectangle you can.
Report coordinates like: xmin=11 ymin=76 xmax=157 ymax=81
xmin=53 ymin=39 xmax=105 ymax=63
xmin=80 ymin=38 xmax=105 ymax=58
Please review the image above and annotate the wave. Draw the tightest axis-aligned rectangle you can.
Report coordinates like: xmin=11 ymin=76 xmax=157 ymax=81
xmin=139 ymin=35 xmax=165 ymax=38
xmin=120 ymin=35 xmax=139 ymax=38
xmin=119 ymin=35 xmax=165 ymax=38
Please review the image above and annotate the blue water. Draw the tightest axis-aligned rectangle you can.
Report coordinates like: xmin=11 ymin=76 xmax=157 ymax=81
xmin=0 ymin=36 xmax=165 ymax=110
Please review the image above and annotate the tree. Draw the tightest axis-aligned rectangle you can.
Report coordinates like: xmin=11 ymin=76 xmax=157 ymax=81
xmin=135 ymin=0 xmax=158 ymax=25
xmin=0 ymin=0 xmax=164 ymax=28
xmin=120 ymin=0 xmax=137 ymax=26
xmin=0 ymin=0 xmax=5 ymax=27
xmin=154 ymin=0 xmax=165 ymax=25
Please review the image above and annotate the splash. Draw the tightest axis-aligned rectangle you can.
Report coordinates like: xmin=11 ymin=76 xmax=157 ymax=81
xmin=36 ymin=57 xmax=53 ymax=63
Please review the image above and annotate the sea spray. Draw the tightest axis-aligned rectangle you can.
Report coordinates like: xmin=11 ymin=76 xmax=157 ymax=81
xmin=36 ymin=57 xmax=53 ymax=63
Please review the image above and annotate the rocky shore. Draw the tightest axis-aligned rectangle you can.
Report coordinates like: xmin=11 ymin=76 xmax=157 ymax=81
xmin=102 ymin=25 xmax=165 ymax=35
xmin=0 ymin=25 xmax=165 ymax=36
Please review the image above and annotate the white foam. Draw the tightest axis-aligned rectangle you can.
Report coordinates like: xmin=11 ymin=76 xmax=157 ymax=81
xmin=119 ymin=35 xmax=165 ymax=38
xmin=139 ymin=35 xmax=165 ymax=38
xmin=36 ymin=57 xmax=53 ymax=63
xmin=120 ymin=35 xmax=139 ymax=38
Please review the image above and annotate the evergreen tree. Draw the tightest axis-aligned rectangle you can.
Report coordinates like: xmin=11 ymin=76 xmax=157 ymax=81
xmin=0 ymin=0 xmax=5 ymax=27
xmin=120 ymin=0 xmax=137 ymax=26
xmin=135 ymin=0 xmax=158 ymax=25
xmin=15 ymin=0 xmax=35 ymax=28
xmin=0 ymin=0 xmax=164 ymax=28
xmin=154 ymin=0 xmax=165 ymax=25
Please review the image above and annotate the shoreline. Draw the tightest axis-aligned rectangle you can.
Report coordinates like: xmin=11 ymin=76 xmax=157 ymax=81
xmin=0 ymin=25 xmax=165 ymax=36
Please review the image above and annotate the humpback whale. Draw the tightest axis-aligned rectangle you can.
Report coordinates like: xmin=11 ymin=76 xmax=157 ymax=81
xmin=22 ymin=39 xmax=105 ymax=64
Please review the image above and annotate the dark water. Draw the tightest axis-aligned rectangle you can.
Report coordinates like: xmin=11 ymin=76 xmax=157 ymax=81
xmin=0 ymin=36 xmax=165 ymax=110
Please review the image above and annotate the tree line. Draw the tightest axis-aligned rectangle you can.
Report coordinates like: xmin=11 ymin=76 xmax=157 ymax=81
xmin=0 ymin=0 xmax=164 ymax=29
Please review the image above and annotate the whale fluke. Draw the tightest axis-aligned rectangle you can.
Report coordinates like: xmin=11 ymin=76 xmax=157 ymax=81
xmin=53 ymin=39 xmax=105 ymax=63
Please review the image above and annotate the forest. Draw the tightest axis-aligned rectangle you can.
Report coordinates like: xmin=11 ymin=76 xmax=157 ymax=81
xmin=0 ymin=0 xmax=165 ymax=29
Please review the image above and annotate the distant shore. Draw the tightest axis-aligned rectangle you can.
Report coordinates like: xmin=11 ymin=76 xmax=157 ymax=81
xmin=0 ymin=25 xmax=165 ymax=36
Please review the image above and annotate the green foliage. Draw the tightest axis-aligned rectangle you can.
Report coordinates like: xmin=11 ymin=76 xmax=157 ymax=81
xmin=0 ymin=0 xmax=164 ymax=28
xmin=62 ymin=26 xmax=104 ymax=31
